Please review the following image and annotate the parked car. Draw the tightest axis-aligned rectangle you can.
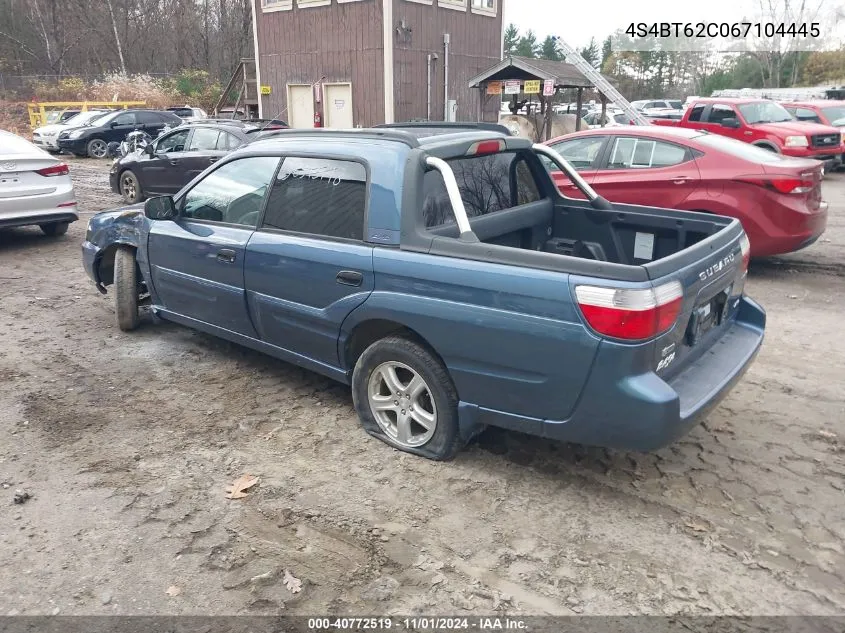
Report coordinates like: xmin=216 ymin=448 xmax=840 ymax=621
xmin=782 ymin=101 xmax=845 ymax=164
xmin=45 ymin=109 xmax=81 ymax=125
xmin=0 ymin=130 xmax=78 ymax=236
xmin=653 ymin=98 xmax=844 ymax=172
xmin=57 ymin=109 xmax=183 ymax=158
xmin=110 ymin=120 xmax=270 ymax=203
xmin=167 ymin=106 xmax=208 ymax=122
xmin=582 ymin=111 xmax=630 ymax=128
xmin=82 ymin=126 xmax=764 ymax=461
xmin=544 ymin=126 xmax=828 ymax=257
xmin=32 ymin=109 xmax=111 ymax=153
xmin=632 ymin=99 xmax=683 ymax=113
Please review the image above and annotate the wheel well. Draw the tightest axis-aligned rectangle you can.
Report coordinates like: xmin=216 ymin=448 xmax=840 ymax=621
xmin=752 ymin=141 xmax=779 ymax=152
xmin=97 ymin=243 xmax=137 ymax=287
xmin=344 ymin=319 xmax=444 ymax=372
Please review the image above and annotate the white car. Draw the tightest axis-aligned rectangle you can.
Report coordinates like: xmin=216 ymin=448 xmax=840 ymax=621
xmin=0 ymin=130 xmax=78 ymax=236
xmin=166 ymin=106 xmax=208 ymax=122
xmin=32 ymin=109 xmax=111 ymax=153
xmin=582 ymin=111 xmax=630 ymax=128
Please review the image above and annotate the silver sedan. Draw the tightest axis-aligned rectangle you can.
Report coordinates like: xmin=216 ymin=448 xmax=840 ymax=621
xmin=0 ymin=130 xmax=78 ymax=236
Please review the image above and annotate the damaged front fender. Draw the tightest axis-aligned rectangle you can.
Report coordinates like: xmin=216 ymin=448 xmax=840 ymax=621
xmin=82 ymin=203 xmax=148 ymax=292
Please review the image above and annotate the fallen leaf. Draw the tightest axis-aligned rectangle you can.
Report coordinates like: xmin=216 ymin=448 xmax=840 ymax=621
xmin=165 ymin=585 xmax=181 ymax=597
xmin=283 ymin=569 xmax=302 ymax=594
xmin=225 ymin=474 xmax=259 ymax=499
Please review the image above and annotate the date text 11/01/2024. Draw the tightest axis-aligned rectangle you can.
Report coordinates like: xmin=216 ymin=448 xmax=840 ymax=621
xmin=307 ymin=618 xmax=528 ymax=630
xmin=625 ymin=22 xmax=821 ymax=39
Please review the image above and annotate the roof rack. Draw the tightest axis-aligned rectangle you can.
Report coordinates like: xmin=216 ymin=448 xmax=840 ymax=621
xmin=376 ymin=121 xmax=513 ymax=136
xmin=249 ymin=128 xmax=422 ymax=147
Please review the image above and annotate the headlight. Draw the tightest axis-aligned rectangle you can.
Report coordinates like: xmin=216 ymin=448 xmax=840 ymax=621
xmin=784 ymin=135 xmax=809 ymax=148
xmin=68 ymin=129 xmax=87 ymax=139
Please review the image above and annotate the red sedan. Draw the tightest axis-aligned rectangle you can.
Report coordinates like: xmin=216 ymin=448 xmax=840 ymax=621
xmin=544 ymin=126 xmax=828 ymax=257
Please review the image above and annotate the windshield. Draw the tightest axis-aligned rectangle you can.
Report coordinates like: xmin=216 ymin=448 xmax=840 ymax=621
xmin=66 ymin=110 xmax=109 ymax=127
xmin=169 ymin=108 xmax=193 ymax=117
xmin=821 ymin=106 xmax=845 ymax=127
xmin=738 ymin=101 xmax=794 ymax=124
xmin=668 ymin=100 xmax=682 ymax=110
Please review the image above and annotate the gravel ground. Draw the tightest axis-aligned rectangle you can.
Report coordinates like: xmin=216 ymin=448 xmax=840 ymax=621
xmin=0 ymin=157 xmax=843 ymax=616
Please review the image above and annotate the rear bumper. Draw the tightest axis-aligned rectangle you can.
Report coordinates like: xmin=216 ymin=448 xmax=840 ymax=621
xmin=460 ymin=296 xmax=765 ymax=451
xmin=748 ymin=201 xmax=828 ymax=257
xmin=0 ymin=210 xmax=78 ymax=230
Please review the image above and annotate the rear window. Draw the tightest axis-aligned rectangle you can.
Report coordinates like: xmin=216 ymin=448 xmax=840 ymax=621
xmin=694 ymin=133 xmax=795 ymax=164
xmin=422 ymin=152 xmax=541 ymax=229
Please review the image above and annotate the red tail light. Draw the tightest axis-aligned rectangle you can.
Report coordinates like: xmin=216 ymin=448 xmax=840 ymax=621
xmin=466 ymin=140 xmax=505 ymax=156
xmin=735 ymin=173 xmax=815 ymax=194
xmin=575 ymin=281 xmax=683 ymax=341
xmin=36 ymin=163 xmax=69 ymax=177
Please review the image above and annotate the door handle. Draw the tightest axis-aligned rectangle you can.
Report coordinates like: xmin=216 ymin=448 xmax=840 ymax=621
xmin=216 ymin=248 xmax=237 ymax=264
xmin=336 ymin=270 xmax=363 ymax=287
xmin=169 ymin=159 xmax=180 ymax=165
xmin=209 ymin=157 xmax=219 ymax=163
xmin=672 ymin=178 xmax=688 ymax=185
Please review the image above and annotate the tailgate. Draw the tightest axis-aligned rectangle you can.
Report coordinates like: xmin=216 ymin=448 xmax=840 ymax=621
xmin=643 ymin=218 xmax=749 ymax=377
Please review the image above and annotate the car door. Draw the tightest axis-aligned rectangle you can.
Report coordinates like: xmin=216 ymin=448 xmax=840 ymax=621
xmin=147 ymin=155 xmax=281 ymax=336
xmin=244 ymin=156 xmax=375 ymax=369
xmin=183 ymin=127 xmax=226 ymax=182
xmin=545 ymin=135 xmax=606 ymax=199
xmin=105 ymin=111 xmax=138 ymax=142
xmin=590 ymin=135 xmax=701 ymax=209
xmin=699 ymin=104 xmax=745 ymax=141
xmin=141 ymin=128 xmax=193 ymax=195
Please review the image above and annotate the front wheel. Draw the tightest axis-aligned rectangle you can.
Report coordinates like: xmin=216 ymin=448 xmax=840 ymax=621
xmin=86 ymin=138 xmax=108 ymax=159
xmin=119 ymin=170 xmax=144 ymax=204
xmin=40 ymin=221 xmax=69 ymax=236
xmin=352 ymin=335 xmax=463 ymax=461
xmin=114 ymin=246 xmax=140 ymax=331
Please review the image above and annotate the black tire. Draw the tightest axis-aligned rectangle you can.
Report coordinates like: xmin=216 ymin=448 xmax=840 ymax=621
xmin=114 ymin=246 xmax=140 ymax=331
xmin=40 ymin=221 xmax=69 ymax=236
xmin=119 ymin=170 xmax=144 ymax=204
xmin=352 ymin=335 xmax=463 ymax=461
xmin=86 ymin=138 xmax=108 ymax=159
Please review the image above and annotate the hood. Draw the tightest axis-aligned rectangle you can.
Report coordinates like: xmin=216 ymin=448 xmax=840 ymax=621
xmin=34 ymin=123 xmax=72 ymax=135
xmin=751 ymin=120 xmax=841 ymax=135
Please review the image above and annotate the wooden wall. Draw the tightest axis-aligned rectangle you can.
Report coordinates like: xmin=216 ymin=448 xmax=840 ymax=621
xmin=254 ymin=0 xmax=385 ymax=126
xmin=392 ymin=0 xmax=503 ymax=122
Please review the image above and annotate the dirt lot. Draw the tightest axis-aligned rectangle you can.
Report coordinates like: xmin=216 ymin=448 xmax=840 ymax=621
xmin=0 ymin=157 xmax=843 ymax=617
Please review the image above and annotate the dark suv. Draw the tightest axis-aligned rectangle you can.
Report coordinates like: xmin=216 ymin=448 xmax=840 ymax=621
xmin=57 ymin=109 xmax=183 ymax=158
xmin=109 ymin=120 xmax=277 ymax=203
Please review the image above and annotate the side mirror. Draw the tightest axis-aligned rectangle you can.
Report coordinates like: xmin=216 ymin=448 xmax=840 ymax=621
xmin=110 ymin=121 xmax=120 ymax=128
xmin=721 ymin=117 xmax=741 ymax=129
xmin=145 ymin=144 xmax=155 ymax=156
xmin=144 ymin=195 xmax=177 ymax=220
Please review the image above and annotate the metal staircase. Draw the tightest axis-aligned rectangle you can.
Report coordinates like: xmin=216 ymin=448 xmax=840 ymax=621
xmin=552 ymin=37 xmax=650 ymax=126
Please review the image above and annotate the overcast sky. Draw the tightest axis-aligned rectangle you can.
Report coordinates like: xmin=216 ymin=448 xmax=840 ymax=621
xmin=502 ymin=0 xmax=845 ymax=51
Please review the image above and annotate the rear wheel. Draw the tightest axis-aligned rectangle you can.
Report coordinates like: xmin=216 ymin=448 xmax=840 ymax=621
xmin=86 ymin=138 xmax=108 ymax=159
xmin=114 ymin=246 xmax=140 ymax=331
xmin=352 ymin=336 xmax=463 ymax=461
xmin=119 ymin=170 xmax=144 ymax=204
xmin=40 ymin=221 xmax=69 ymax=236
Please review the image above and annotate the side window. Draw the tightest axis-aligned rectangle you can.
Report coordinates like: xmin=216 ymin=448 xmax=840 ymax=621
xmin=218 ymin=132 xmax=242 ymax=151
xmin=688 ymin=105 xmax=705 ymax=122
xmin=136 ymin=112 xmax=159 ymax=124
xmin=262 ymin=157 xmax=367 ymax=240
xmin=795 ymin=107 xmax=821 ymax=123
xmin=422 ymin=152 xmax=541 ymax=228
xmin=188 ymin=128 xmax=221 ymax=151
xmin=707 ymin=104 xmax=737 ymax=124
xmin=608 ymin=137 xmax=689 ymax=169
xmin=181 ymin=156 xmax=280 ymax=227
xmin=156 ymin=129 xmax=190 ymax=153
xmin=548 ymin=136 xmax=605 ymax=170
xmin=112 ymin=112 xmax=136 ymax=126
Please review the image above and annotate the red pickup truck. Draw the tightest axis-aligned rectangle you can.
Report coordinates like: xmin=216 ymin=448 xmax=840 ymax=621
xmin=653 ymin=98 xmax=843 ymax=170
